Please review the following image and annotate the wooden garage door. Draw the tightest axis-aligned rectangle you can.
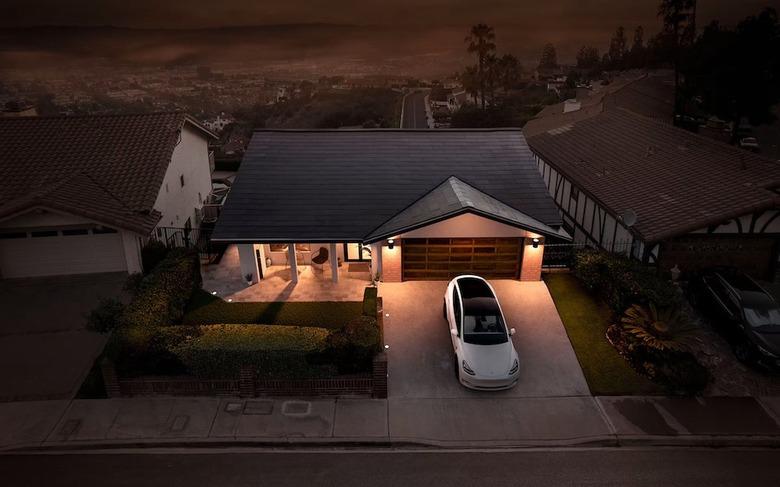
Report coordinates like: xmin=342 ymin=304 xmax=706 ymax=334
xmin=402 ymin=238 xmax=522 ymax=280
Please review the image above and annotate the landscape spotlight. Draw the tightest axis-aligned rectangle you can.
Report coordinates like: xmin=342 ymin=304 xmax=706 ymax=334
xmin=388 ymin=238 xmax=395 ymax=250
xmin=532 ymin=237 xmax=540 ymax=249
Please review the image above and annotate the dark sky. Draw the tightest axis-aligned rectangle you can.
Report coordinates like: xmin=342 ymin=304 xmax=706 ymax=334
xmin=0 ymin=0 xmax=775 ymax=30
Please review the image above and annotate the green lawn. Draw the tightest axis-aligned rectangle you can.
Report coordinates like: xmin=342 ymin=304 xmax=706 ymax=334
xmin=544 ymin=273 xmax=662 ymax=396
xmin=182 ymin=289 xmax=362 ymax=329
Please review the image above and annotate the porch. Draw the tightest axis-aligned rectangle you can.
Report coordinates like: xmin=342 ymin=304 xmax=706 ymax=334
xmin=202 ymin=245 xmax=372 ymax=302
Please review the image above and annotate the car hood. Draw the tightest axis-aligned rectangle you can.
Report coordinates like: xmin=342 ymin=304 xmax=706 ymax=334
xmin=752 ymin=329 xmax=780 ymax=357
xmin=461 ymin=341 xmax=517 ymax=377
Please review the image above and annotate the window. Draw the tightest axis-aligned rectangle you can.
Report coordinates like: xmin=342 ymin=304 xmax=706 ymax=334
xmin=0 ymin=232 xmax=27 ymax=239
xmin=165 ymin=183 xmax=169 ymax=193
xmin=452 ymin=288 xmax=462 ymax=335
xmin=92 ymin=226 xmax=118 ymax=234
xmin=62 ymin=228 xmax=89 ymax=236
xmin=180 ymin=174 xmax=185 ymax=187
xmin=571 ymin=187 xmax=580 ymax=202
xmin=31 ymin=230 xmax=58 ymax=237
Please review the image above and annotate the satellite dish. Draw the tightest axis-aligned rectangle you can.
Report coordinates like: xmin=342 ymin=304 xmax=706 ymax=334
xmin=620 ymin=209 xmax=638 ymax=228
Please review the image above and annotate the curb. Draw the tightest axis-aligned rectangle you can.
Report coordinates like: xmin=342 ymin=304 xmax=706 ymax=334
xmin=6 ymin=434 xmax=780 ymax=454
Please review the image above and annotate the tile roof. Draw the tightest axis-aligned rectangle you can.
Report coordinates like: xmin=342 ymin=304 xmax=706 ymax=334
xmin=212 ymin=129 xmax=562 ymax=242
xmin=365 ymin=176 xmax=568 ymax=242
xmin=0 ymin=112 xmax=211 ymax=233
xmin=527 ymin=108 xmax=780 ymax=242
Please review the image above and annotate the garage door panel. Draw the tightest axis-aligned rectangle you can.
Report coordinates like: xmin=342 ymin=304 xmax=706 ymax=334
xmin=0 ymin=231 xmax=126 ymax=278
xmin=402 ymin=237 xmax=522 ymax=280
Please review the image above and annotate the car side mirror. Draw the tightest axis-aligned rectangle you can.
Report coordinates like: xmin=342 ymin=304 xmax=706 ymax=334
xmin=509 ymin=328 xmax=516 ymax=336
xmin=450 ymin=329 xmax=459 ymax=337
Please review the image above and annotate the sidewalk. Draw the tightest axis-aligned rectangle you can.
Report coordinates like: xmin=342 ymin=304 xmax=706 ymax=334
xmin=3 ymin=395 xmax=780 ymax=451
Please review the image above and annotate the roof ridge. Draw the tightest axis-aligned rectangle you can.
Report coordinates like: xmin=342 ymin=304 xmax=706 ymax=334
xmin=0 ymin=111 xmax=186 ymax=122
xmin=253 ymin=128 xmax=525 ymax=133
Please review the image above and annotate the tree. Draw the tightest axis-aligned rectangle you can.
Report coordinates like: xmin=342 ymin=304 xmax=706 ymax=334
xmin=576 ymin=46 xmax=600 ymax=70
xmin=658 ymin=0 xmax=697 ymax=118
xmin=496 ymin=54 xmax=522 ymax=92
xmin=465 ymin=23 xmax=496 ymax=108
xmin=538 ymin=43 xmax=558 ymax=70
xmin=607 ymin=26 xmax=628 ymax=69
xmin=683 ymin=8 xmax=780 ymax=129
xmin=627 ymin=26 xmax=647 ymax=68
xmin=458 ymin=65 xmax=480 ymax=105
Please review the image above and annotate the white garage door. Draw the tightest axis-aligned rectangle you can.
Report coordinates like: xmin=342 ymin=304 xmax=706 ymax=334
xmin=0 ymin=229 xmax=127 ymax=278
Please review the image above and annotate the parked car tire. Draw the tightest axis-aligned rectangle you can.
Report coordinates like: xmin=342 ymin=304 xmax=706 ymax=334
xmin=443 ymin=300 xmax=447 ymax=320
xmin=452 ymin=355 xmax=461 ymax=381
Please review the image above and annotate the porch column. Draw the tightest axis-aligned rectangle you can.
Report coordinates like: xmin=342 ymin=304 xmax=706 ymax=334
xmin=287 ymin=243 xmax=298 ymax=283
xmin=329 ymin=243 xmax=339 ymax=283
xmin=237 ymin=243 xmax=260 ymax=284
xmin=370 ymin=242 xmax=382 ymax=280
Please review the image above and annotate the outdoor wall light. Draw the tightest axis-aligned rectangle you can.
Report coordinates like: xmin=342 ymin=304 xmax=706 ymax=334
xmin=532 ymin=237 xmax=540 ymax=249
xmin=387 ymin=238 xmax=395 ymax=250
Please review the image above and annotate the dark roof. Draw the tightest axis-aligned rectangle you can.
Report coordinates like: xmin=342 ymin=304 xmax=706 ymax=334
xmin=365 ymin=176 xmax=565 ymax=242
xmin=526 ymin=108 xmax=780 ymax=242
xmin=0 ymin=112 xmax=214 ymax=233
xmin=212 ymin=129 xmax=562 ymax=242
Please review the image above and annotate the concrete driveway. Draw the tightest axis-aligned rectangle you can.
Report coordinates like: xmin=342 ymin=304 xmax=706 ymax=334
xmin=379 ymin=280 xmax=590 ymax=398
xmin=0 ymin=273 xmax=127 ymax=401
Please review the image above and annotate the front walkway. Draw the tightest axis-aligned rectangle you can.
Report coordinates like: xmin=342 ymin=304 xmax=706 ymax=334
xmin=203 ymin=245 xmax=370 ymax=302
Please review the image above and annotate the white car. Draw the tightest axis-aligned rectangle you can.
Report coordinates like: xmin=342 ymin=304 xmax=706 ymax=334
xmin=443 ymin=275 xmax=519 ymax=390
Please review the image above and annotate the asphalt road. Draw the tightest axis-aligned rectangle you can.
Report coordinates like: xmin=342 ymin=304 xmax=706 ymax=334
xmin=3 ymin=448 xmax=780 ymax=486
xmin=402 ymin=91 xmax=429 ymax=128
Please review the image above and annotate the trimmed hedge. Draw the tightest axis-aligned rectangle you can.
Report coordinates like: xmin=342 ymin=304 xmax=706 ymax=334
xmin=573 ymin=249 xmax=679 ymax=313
xmin=183 ymin=290 xmax=362 ymax=329
xmin=172 ymin=324 xmax=332 ymax=379
xmin=106 ymin=249 xmax=202 ymax=376
xmin=362 ymin=287 xmax=378 ymax=317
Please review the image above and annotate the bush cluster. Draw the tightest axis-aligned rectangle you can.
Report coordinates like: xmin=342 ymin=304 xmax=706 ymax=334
xmin=362 ymin=287 xmax=378 ymax=317
xmin=104 ymin=249 xmax=201 ymax=375
xmin=573 ymin=249 xmax=679 ymax=313
xmin=324 ymin=315 xmax=382 ymax=374
xmin=172 ymin=324 xmax=332 ymax=379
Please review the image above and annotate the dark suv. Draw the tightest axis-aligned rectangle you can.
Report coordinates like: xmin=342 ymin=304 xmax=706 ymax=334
xmin=687 ymin=267 xmax=780 ymax=370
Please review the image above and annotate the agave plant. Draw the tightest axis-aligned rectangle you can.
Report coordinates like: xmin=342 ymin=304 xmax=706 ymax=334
xmin=620 ymin=303 xmax=699 ymax=352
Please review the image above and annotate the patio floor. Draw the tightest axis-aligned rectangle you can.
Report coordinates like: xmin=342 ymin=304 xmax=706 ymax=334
xmin=202 ymin=245 xmax=371 ymax=302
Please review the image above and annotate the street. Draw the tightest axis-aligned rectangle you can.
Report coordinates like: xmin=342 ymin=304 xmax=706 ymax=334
xmin=402 ymin=91 xmax=430 ymax=128
xmin=3 ymin=448 xmax=780 ymax=486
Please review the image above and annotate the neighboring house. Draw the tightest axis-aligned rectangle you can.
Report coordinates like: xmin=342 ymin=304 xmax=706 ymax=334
xmin=203 ymin=112 xmax=234 ymax=133
xmin=524 ymin=73 xmax=780 ymax=280
xmin=429 ymin=87 xmax=453 ymax=111
xmin=0 ymin=112 xmax=217 ymax=278
xmin=211 ymin=129 xmax=569 ymax=284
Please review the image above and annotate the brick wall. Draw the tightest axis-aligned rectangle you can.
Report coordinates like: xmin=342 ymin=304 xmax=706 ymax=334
xmin=519 ymin=238 xmax=544 ymax=281
xmin=381 ymin=242 xmax=402 ymax=282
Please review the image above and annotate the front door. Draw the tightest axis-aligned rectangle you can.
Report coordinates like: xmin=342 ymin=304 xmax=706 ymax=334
xmin=344 ymin=243 xmax=370 ymax=262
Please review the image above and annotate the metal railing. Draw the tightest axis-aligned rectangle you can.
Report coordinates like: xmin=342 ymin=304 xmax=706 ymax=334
xmin=149 ymin=225 xmax=225 ymax=263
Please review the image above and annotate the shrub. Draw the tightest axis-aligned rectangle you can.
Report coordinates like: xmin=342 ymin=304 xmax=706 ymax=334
xmin=171 ymin=324 xmax=331 ymax=379
xmin=120 ymin=249 xmax=201 ymax=331
xmin=362 ymin=287 xmax=378 ymax=317
xmin=573 ymin=249 xmax=679 ymax=312
xmin=620 ymin=304 xmax=700 ymax=352
xmin=324 ymin=315 xmax=381 ymax=374
xmin=141 ymin=240 xmax=170 ymax=274
xmin=86 ymin=297 xmax=125 ymax=333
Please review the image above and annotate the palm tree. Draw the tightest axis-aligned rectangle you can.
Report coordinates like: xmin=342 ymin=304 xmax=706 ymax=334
xmin=458 ymin=66 xmax=480 ymax=105
xmin=465 ymin=24 xmax=496 ymax=108
xmin=620 ymin=303 xmax=699 ymax=352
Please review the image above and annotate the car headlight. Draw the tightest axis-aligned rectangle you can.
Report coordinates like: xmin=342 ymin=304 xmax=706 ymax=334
xmin=509 ymin=359 xmax=519 ymax=375
xmin=461 ymin=360 xmax=476 ymax=376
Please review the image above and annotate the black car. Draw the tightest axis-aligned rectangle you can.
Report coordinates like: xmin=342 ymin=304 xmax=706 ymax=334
xmin=687 ymin=267 xmax=780 ymax=370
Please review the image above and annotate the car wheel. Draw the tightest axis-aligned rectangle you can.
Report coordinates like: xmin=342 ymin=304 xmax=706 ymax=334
xmin=442 ymin=300 xmax=447 ymax=320
xmin=452 ymin=355 xmax=460 ymax=381
xmin=734 ymin=341 xmax=752 ymax=363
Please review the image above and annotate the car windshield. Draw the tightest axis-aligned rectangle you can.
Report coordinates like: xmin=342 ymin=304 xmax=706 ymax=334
xmin=744 ymin=305 xmax=780 ymax=330
xmin=462 ymin=297 xmax=508 ymax=345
